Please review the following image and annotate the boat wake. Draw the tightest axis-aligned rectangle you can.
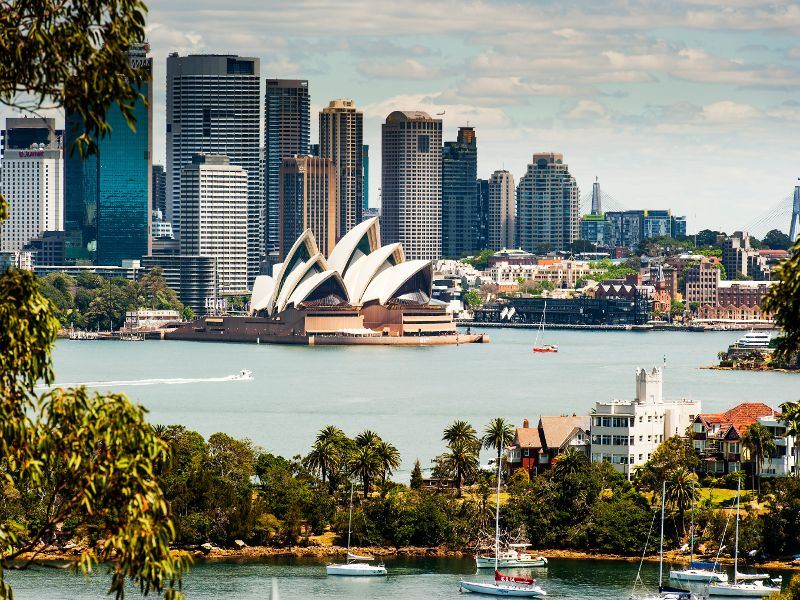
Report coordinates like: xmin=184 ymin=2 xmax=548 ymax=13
xmin=37 ymin=371 xmax=253 ymax=390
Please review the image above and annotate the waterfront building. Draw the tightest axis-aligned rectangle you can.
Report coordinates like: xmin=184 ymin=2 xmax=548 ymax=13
xmin=590 ymin=367 xmax=699 ymax=475
xmin=65 ymin=44 xmax=152 ymax=266
xmin=507 ymin=416 xmax=590 ymax=475
xmin=684 ymin=258 xmax=721 ymax=305
xmin=264 ymin=79 xmax=310 ymax=258
xmin=473 ymin=294 xmax=652 ymax=326
xmin=0 ymin=117 xmax=63 ymax=253
xmin=487 ymin=259 xmax=592 ymax=289
xmin=140 ymin=254 xmax=217 ymax=316
xmin=381 ymin=111 xmax=442 ymax=260
xmin=319 ymin=99 xmax=363 ymax=238
xmin=487 ymin=170 xmax=515 ymax=251
xmin=696 ymin=304 xmax=771 ymax=322
xmin=487 ymin=247 xmax=536 ymax=267
xmin=720 ymin=231 xmax=769 ymax=280
xmin=179 ymin=154 xmax=248 ymax=295
xmin=516 ymin=152 xmax=579 ymax=253
xmin=648 ymin=264 xmax=678 ymax=299
xmin=124 ymin=309 xmax=180 ymax=331
xmin=166 ymin=53 xmax=260 ymax=282
xmin=717 ymin=280 xmax=776 ymax=308
xmin=22 ymin=230 xmax=66 ymax=266
xmin=605 ymin=210 xmax=686 ymax=250
xmin=279 ymin=155 xmax=338 ymax=259
xmin=689 ymin=403 xmax=779 ymax=476
xmin=152 ymin=164 xmax=167 ymax=214
xmin=362 ymin=144 xmax=369 ymax=211
xmin=441 ymin=126 xmax=478 ymax=258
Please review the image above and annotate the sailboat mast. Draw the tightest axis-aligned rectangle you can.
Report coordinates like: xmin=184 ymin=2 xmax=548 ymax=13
xmin=659 ymin=480 xmax=665 ymax=587
xmin=494 ymin=454 xmax=502 ymax=572
xmin=347 ymin=483 xmax=354 ymax=556
xmin=689 ymin=479 xmax=695 ymax=565
xmin=734 ymin=479 xmax=740 ymax=585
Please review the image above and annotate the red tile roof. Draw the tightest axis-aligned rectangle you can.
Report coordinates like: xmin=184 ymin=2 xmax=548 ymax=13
xmin=697 ymin=402 xmax=775 ymax=438
xmin=515 ymin=426 xmax=542 ymax=449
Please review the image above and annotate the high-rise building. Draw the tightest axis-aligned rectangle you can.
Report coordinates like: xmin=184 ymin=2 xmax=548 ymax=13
xmin=166 ymin=53 xmax=260 ymax=282
xmin=487 ymin=170 xmax=515 ymax=251
xmin=722 ymin=231 xmax=752 ymax=279
xmin=152 ymin=164 xmax=166 ymax=214
xmin=605 ymin=210 xmax=686 ymax=249
xmin=141 ymin=254 xmax=217 ymax=317
xmin=179 ymin=154 xmax=248 ymax=294
xmin=516 ymin=152 xmax=579 ymax=253
xmin=64 ymin=44 xmax=152 ymax=265
xmin=381 ymin=111 xmax=442 ymax=260
xmin=264 ymin=79 xmax=310 ymax=257
xmin=279 ymin=156 xmax=338 ymax=259
xmin=0 ymin=117 xmax=63 ymax=252
xmin=362 ymin=144 xmax=369 ymax=211
xmin=319 ymin=99 xmax=363 ymax=239
xmin=441 ymin=126 xmax=478 ymax=258
xmin=476 ymin=178 xmax=489 ymax=251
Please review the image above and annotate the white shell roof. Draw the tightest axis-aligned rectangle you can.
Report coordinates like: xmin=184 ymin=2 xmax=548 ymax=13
xmin=361 ymin=260 xmax=432 ymax=305
xmin=288 ymin=270 xmax=348 ymax=308
xmin=266 ymin=230 xmax=320 ymax=314
xmin=250 ymin=275 xmax=275 ymax=313
xmin=327 ymin=217 xmax=380 ymax=276
xmin=343 ymin=243 xmax=404 ymax=306
xmin=276 ymin=253 xmax=329 ymax=313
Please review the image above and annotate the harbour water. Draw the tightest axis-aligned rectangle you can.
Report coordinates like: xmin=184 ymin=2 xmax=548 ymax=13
xmin=6 ymin=556 xmax=791 ymax=599
xmin=48 ymin=328 xmax=798 ymax=474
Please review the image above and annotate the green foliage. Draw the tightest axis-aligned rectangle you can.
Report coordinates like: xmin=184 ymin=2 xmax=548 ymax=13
xmin=742 ymin=422 xmax=778 ymax=495
xmin=463 ymin=289 xmax=482 ymax=308
xmin=762 ymin=229 xmax=792 ymax=251
xmin=181 ymin=306 xmax=195 ymax=321
xmin=516 ymin=279 xmax=555 ymax=295
xmin=762 ymin=239 xmax=800 ymax=362
xmin=588 ymin=258 xmax=639 ymax=282
xmin=0 ymin=0 xmax=150 ymax=157
xmin=482 ymin=418 xmax=515 ymax=461
xmin=463 ymin=250 xmax=494 ymax=271
xmin=636 ymin=436 xmax=700 ymax=493
xmin=437 ymin=421 xmax=480 ymax=496
xmin=760 ymin=477 xmax=800 ymax=557
xmin=637 ymin=236 xmax=694 ymax=258
xmin=0 ymin=259 xmax=186 ymax=597
xmin=410 ymin=460 xmax=424 ymax=490
xmin=670 ymin=299 xmax=685 ymax=317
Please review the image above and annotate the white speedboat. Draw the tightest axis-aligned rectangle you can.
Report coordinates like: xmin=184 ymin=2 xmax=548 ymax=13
xmin=461 ymin=456 xmax=546 ymax=597
xmin=476 ymin=545 xmax=548 ymax=568
xmin=326 ymin=484 xmax=387 ymax=577
xmin=232 ymin=369 xmax=253 ymax=380
xmin=706 ymin=481 xmax=779 ymax=598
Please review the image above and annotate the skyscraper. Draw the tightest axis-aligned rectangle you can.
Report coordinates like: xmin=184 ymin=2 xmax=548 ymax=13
xmin=381 ymin=111 xmax=442 ymax=260
xmin=166 ymin=53 xmax=260 ymax=282
xmin=264 ymin=79 xmax=310 ymax=257
xmin=152 ymin=164 xmax=166 ymax=214
xmin=362 ymin=144 xmax=369 ymax=211
xmin=516 ymin=152 xmax=579 ymax=253
xmin=319 ymin=99 xmax=363 ymax=240
xmin=441 ymin=126 xmax=478 ymax=258
xmin=65 ymin=43 xmax=152 ymax=265
xmin=476 ymin=178 xmax=489 ymax=250
xmin=180 ymin=154 xmax=248 ymax=294
xmin=488 ymin=170 xmax=515 ymax=251
xmin=0 ymin=118 xmax=63 ymax=252
xmin=279 ymin=156 xmax=338 ymax=259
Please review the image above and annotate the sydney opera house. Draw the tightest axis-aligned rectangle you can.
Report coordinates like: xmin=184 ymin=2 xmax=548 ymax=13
xmin=167 ymin=218 xmax=485 ymax=345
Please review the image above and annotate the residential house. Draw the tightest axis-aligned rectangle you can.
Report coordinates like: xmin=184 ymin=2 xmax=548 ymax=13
xmin=507 ymin=415 xmax=590 ymax=475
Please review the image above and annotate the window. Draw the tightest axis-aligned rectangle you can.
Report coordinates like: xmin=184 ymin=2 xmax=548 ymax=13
xmin=592 ymin=435 xmax=602 ymax=445
xmin=593 ymin=417 xmax=602 ymax=426
xmin=418 ymin=135 xmax=430 ymax=152
xmin=629 ymin=436 xmax=634 ymax=444
xmin=648 ymin=415 xmax=652 ymax=422
xmin=601 ymin=435 xmax=611 ymax=445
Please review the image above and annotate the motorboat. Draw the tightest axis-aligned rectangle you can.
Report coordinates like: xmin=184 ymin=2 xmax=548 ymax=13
xmin=326 ymin=484 xmax=387 ymax=577
xmin=476 ymin=544 xmax=548 ymax=568
xmin=733 ymin=571 xmax=770 ymax=581
xmin=533 ymin=344 xmax=558 ymax=353
xmin=232 ymin=369 xmax=253 ymax=380
xmin=706 ymin=481 xmax=779 ymax=597
xmin=670 ymin=483 xmax=728 ymax=583
xmin=460 ymin=456 xmax=546 ymax=596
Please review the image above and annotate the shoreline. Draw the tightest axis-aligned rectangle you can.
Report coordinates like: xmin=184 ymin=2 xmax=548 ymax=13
xmin=20 ymin=545 xmax=800 ymax=572
xmin=703 ymin=365 xmax=799 ymax=373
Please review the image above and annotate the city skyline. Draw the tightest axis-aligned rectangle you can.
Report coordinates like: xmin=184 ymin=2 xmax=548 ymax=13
xmin=2 ymin=0 xmax=798 ymax=234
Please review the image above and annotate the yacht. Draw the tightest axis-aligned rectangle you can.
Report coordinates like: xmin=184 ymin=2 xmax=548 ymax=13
xmin=326 ymin=485 xmax=387 ymax=577
xmin=476 ymin=544 xmax=548 ymax=568
xmin=732 ymin=331 xmax=771 ymax=349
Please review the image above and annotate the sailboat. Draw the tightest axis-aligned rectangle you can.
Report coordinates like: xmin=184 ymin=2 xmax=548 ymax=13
xmin=670 ymin=480 xmax=728 ymax=583
xmin=475 ymin=543 xmax=548 ymax=568
xmin=706 ymin=480 xmax=779 ymax=597
xmin=532 ymin=301 xmax=558 ymax=353
xmin=326 ymin=484 xmax=387 ymax=576
xmin=460 ymin=455 xmax=547 ymax=597
xmin=655 ymin=482 xmax=693 ymax=600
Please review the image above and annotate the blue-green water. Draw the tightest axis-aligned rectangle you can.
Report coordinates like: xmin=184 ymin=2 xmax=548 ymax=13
xmin=48 ymin=329 xmax=797 ymax=475
xmin=6 ymin=556 xmax=792 ymax=599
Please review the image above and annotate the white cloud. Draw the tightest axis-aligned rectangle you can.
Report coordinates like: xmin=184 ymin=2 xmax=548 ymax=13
xmin=357 ymin=59 xmax=443 ymax=80
xmin=701 ymin=101 xmax=761 ymax=122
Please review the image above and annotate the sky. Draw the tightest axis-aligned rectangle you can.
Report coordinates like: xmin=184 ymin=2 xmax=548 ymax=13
xmin=6 ymin=0 xmax=800 ymax=234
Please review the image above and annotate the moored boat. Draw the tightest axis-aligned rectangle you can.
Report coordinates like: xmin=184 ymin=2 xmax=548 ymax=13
xmin=476 ymin=544 xmax=548 ymax=568
xmin=326 ymin=485 xmax=387 ymax=577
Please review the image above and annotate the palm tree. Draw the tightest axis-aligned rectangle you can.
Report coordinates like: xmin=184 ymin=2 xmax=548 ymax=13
xmin=665 ymin=466 xmax=698 ymax=536
xmin=780 ymin=401 xmax=800 ymax=478
xmin=742 ymin=422 xmax=777 ymax=495
xmin=438 ymin=440 xmax=479 ymax=497
xmin=482 ymin=417 xmax=515 ymax=464
xmin=348 ymin=444 xmax=382 ymax=498
xmin=552 ymin=447 xmax=589 ymax=480
xmin=355 ymin=429 xmax=381 ymax=449
xmin=304 ymin=425 xmax=350 ymax=492
xmin=443 ymin=420 xmax=479 ymax=450
xmin=375 ymin=440 xmax=401 ymax=484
